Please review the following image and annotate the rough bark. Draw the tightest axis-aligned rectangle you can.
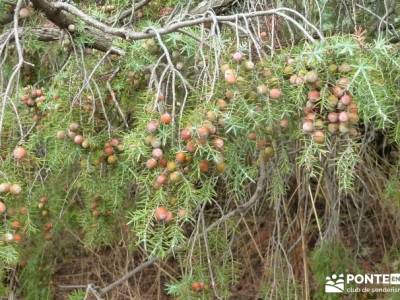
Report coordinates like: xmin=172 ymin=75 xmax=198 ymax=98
xmin=29 ymin=0 xmax=123 ymax=55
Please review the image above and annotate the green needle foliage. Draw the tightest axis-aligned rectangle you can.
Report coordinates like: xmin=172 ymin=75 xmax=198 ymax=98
xmin=0 ymin=2 xmax=399 ymax=296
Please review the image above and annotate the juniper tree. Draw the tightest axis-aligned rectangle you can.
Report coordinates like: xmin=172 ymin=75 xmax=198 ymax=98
xmin=0 ymin=0 xmax=399 ymax=299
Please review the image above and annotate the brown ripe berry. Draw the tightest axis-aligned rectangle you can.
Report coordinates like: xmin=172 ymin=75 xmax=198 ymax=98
xmin=279 ymin=119 xmax=289 ymax=129
xmin=307 ymin=90 xmax=320 ymax=103
xmin=11 ymin=220 xmax=22 ymax=230
xmin=199 ymin=160 xmax=209 ymax=173
xmin=197 ymin=127 xmax=209 ymax=139
xmin=212 ymin=138 xmax=224 ymax=151
xmin=232 ymin=51 xmax=243 ymax=62
xmin=180 ymin=128 xmax=192 ymax=141
xmin=110 ymin=138 xmax=119 ymax=146
xmin=160 ymin=113 xmax=172 ymax=125
xmin=104 ymin=146 xmax=114 ymax=156
xmin=328 ymin=112 xmax=338 ymax=123
xmin=186 ymin=141 xmax=197 ymax=153
xmin=13 ymin=234 xmax=22 ymax=243
xmin=224 ymin=69 xmax=237 ymax=85
xmin=19 ymin=7 xmax=31 ymax=18
xmin=176 ymin=152 xmax=186 ymax=163
xmin=203 ymin=121 xmax=216 ymax=135
xmin=13 ymin=146 xmax=27 ymax=160
xmin=74 ymin=135 xmax=84 ymax=145
xmin=165 ymin=211 xmax=173 ymax=222
xmin=9 ymin=184 xmax=22 ymax=195
xmin=337 ymin=77 xmax=350 ymax=89
xmin=248 ymin=132 xmax=257 ymax=141
xmin=340 ymin=94 xmax=352 ymax=105
xmin=312 ymin=130 xmax=325 ymax=144
xmin=159 ymin=158 xmax=167 ymax=168
xmin=269 ymin=88 xmax=282 ymax=99
xmin=56 ymin=131 xmax=66 ymax=140
xmin=36 ymin=95 xmax=46 ymax=104
xmin=332 ymin=86 xmax=344 ymax=98
xmin=302 ymin=120 xmax=314 ymax=133
xmin=217 ymin=99 xmax=227 ymax=110
xmin=289 ymin=75 xmax=297 ymax=85
xmin=43 ymin=223 xmax=53 ymax=232
xmin=146 ymin=120 xmax=159 ymax=133
xmin=69 ymin=122 xmax=79 ymax=132
xmin=152 ymin=148 xmax=163 ymax=159
xmin=146 ymin=158 xmax=157 ymax=169
xmin=26 ymin=98 xmax=35 ymax=106
xmin=34 ymin=89 xmax=43 ymax=97
xmin=0 ymin=201 xmax=6 ymax=214
xmin=0 ymin=183 xmax=10 ymax=193
xmin=154 ymin=207 xmax=169 ymax=222
xmin=191 ymin=282 xmax=205 ymax=292
xmin=260 ymin=31 xmax=267 ymax=39
xmin=21 ymin=94 xmax=29 ymax=103
xmin=92 ymin=209 xmax=100 ymax=218
xmin=39 ymin=196 xmax=48 ymax=204
xmin=225 ymin=90 xmax=234 ymax=100
xmin=338 ymin=111 xmax=349 ymax=123
xmin=348 ymin=102 xmax=358 ymax=114
xmin=107 ymin=155 xmax=118 ymax=164
xmin=156 ymin=174 xmax=168 ymax=185
xmin=348 ymin=112 xmax=359 ymax=124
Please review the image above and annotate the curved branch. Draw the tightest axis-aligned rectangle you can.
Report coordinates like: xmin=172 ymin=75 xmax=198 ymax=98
xmin=39 ymin=1 xmax=323 ymax=43
xmin=0 ymin=27 xmax=124 ymax=55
